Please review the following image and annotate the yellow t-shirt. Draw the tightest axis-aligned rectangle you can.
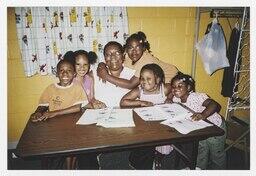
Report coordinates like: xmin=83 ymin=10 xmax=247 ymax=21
xmin=38 ymin=83 xmax=88 ymax=111
xmin=124 ymin=51 xmax=178 ymax=83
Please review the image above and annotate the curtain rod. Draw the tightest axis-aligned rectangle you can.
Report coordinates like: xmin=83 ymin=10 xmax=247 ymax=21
xmin=210 ymin=9 xmax=244 ymax=18
xmin=199 ymin=7 xmax=245 ymax=18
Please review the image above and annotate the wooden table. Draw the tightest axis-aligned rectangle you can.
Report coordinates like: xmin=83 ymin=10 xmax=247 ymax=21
xmin=15 ymin=110 xmax=224 ymax=169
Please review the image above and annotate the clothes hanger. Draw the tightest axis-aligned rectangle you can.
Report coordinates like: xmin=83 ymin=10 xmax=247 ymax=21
xmin=205 ymin=12 xmax=219 ymax=34
xmin=212 ymin=12 xmax=218 ymax=24
xmin=234 ymin=18 xmax=240 ymax=30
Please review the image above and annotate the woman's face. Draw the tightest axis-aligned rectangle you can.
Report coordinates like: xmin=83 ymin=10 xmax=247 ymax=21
xmin=104 ymin=45 xmax=124 ymax=71
xmin=75 ymin=55 xmax=90 ymax=77
xmin=126 ymin=39 xmax=145 ymax=62
xmin=140 ymin=69 xmax=158 ymax=92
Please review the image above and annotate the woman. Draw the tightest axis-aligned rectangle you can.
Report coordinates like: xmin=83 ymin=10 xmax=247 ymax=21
xmin=97 ymin=31 xmax=178 ymax=89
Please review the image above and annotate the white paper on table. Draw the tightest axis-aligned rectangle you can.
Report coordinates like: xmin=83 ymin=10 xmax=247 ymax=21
xmin=133 ymin=106 xmax=168 ymax=121
xmin=96 ymin=109 xmax=135 ymax=128
xmin=134 ymin=103 xmax=192 ymax=121
xmin=76 ymin=108 xmax=112 ymax=125
xmin=155 ymin=103 xmax=191 ymax=116
xmin=161 ymin=113 xmax=213 ymax=134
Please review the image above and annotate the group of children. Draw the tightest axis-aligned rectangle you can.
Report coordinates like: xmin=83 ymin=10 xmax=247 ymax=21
xmin=30 ymin=31 xmax=226 ymax=170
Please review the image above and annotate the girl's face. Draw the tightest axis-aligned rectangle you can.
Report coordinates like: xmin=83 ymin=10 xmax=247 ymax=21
xmin=171 ymin=79 xmax=190 ymax=101
xmin=104 ymin=45 xmax=124 ymax=71
xmin=126 ymin=39 xmax=145 ymax=62
xmin=140 ymin=69 xmax=159 ymax=92
xmin=57 ymin=62 xmax=76 ymax=87
xmin=75 ymin=55 xmax=90 ymax=77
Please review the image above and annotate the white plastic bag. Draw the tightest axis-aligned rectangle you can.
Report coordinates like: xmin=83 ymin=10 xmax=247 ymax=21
xmin=196 ymin=19 xmax=230 ymax=75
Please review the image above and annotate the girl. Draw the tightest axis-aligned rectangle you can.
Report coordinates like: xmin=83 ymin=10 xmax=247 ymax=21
xmin=97 ymin=31 xmax=178 ymax=89
xmin=120 ymin=63 xmax=172 ymax=107
xmin=63 ymin=50 xmax=105 ymax=169
xmin=64 ymin=50 xmax=106 ymax=109
xmin=170 ymin=73 xmax=226 ymax=170
xmin=120 ymin=63 xmax=173 ymax=169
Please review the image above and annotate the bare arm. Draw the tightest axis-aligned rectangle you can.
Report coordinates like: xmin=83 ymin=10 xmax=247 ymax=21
xmin=105 ymin=75 xmax=139 ymax=89
xmin=30 ymin=106 xmax=49 ymax=122
xmin=89 ymin=73 xmax=95 ymax=100
xmin=164 ymin=83 xmax=173 ymax=103
xmin=120 ymin=87 xmax=153 ymax=107
xmin=191 ymin=98 xmax=221 ymax=121
xmin=97 ymin=62 xmax=139 ymax=89
xmin=31 ymin=104 xmax=81 ymax=122
xmin=87 ymin=71 xmax=107 ymax=109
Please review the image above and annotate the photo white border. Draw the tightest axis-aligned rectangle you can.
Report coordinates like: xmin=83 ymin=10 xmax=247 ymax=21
xmin=2 ymin=0 xmax=255 ymax=176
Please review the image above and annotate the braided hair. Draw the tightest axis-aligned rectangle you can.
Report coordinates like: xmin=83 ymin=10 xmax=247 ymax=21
xmin=171 ymin=72 xmax=195 ymax=92
xmin=124 ymin=31 xmax=151 ymax=52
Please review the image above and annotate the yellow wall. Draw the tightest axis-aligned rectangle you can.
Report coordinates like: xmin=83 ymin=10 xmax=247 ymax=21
xmin=8 ymin=7 xmax=236 ymax=142
xmin=8 ymin=8 xmax=58 ymax=142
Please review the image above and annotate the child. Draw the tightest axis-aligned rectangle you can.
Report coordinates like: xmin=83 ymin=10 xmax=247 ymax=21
xmin=63 ymin=50 xmax=105 ymax=169
xmin=170 ymin=73 xmax=226 ymax=170
xmin=30 ymin=59 xmax=88 ymax=122
xmin=64 ymin=50 xmax=106 ymax=109
xmin=97 ymin=31 xmax=178 ymax=89
xmin=120 ymin=63 xmax=173 ymax=169
xmin=30 ymin=58 xmax=99 ymax=170
xmin=120 ymin=63 xmax=172 ymax=106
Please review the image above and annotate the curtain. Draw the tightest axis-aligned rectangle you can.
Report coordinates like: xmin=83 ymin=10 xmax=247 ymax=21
xmin=15 ymin=7 xmax=129 ymax=77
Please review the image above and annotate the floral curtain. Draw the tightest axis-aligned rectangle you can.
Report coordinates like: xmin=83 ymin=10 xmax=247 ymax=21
xmin=15 ymin=7 xmax=129 ymax=77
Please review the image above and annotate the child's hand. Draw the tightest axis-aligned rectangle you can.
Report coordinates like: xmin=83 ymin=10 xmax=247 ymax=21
xmin=92 ymin=99 xmax=107 ymax=109
xmin=97 ymin=62 xmax=108 ymax=82
xmin=140 ymin=100 xmax=154 ymax=107
xmin=30 ymin=112 xmax=43 ymax=122
xmin=191 ymin=113 xmax=205 ymax=121
xmin=32 ymin=111 xmax=57 ymax=122
xmin=164 ymin=98 xmax=173 ymax=104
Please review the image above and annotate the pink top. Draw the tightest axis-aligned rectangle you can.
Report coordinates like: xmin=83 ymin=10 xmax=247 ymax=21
xmin=172 ymin=92 xmax=222 ymax=127
xmin=73 ymin=74 xmax=93 ymax=102
xmin=83 ymin=74 xmax=93 ymax=102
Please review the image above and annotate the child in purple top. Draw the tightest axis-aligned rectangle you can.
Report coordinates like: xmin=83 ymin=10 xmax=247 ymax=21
xmin=64 ymin=50 xmax=106 ymax=109
xmin=63 ymin=50 xmax=105 ymax=169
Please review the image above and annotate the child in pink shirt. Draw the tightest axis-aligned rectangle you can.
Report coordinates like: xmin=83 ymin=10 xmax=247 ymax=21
xmin=171 ymin=73 xmax=226 ymax=170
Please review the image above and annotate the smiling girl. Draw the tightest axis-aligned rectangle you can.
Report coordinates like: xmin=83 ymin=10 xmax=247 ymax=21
xmin=120 ymin=63 xmax=173 ymax=169
xmin=171 ymin=73 xmax=226 ymax=169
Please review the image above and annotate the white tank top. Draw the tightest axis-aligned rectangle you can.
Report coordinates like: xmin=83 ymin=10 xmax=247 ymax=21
xmin=139 ymin=84 xmax=166 ymax=105
xmin=139 ymin=84 xmax=173 ymax=155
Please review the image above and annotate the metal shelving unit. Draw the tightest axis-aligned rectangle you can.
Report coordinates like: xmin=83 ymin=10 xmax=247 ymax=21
xmin=191 ymin=7 xmax=250 ymax=119
xmin=224 ymin=8 xmax=250 ymax=167
xmin=192 ymin=7 xmax=250 ymax=168
xmin=225 ymin=7 xmax=250 ymax=118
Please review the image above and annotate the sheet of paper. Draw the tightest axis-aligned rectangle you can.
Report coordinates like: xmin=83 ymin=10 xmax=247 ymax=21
xmin=155 ymin=103 xmax=192 ymax=120
xmin=76 ymin=108 xmax=112 ymax=125
xmin=161 ymin=117 xmax=213 ymax=134
xmin=96 ymin=109 xmax=135 ymax=128
xmin=134 ymin=103 xmax=192 ymax=121
xmin=133 ymin=106 xmax=168 ymax=121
